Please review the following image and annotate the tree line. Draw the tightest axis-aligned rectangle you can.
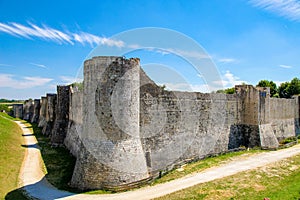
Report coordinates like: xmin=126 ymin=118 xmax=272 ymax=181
xmin=217 ymin=77 xmax=300 ymax=98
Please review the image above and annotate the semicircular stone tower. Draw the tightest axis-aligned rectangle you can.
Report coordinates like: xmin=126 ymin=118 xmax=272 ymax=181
xmin=70 ymin=56 xmax=150 ymax=191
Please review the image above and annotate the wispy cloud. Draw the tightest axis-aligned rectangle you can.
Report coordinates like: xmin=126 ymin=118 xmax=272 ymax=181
xmin=0 ymin=63 xmax=13 ymax=67
xmin=0 ymin=74 xmax=53 ymax=89
xmin=156 ymin=71 xmax=245 ymax=93
xmin=218 ymin=58 xmax=238 ymax=63
xmin=159 ymin=82 xmax=211 ymax=93
xmin=0 ymin=22 xmax=124 ymax=47
xmin=249 ymin=0 xmax=300 ymax=21
xmin=279 ymin=64 xmax=293 ymax=69
xmin=167 ymin=48 xmax=211 ymax=59
xmin=29 ymin=62 xmax=48 ymax=69
xmin=145 ymin=48 xmax=171 ymax=55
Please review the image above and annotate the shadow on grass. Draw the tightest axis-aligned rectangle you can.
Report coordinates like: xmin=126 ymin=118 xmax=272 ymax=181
xmin=21 ymin=133 xmax=34 ymax=137
xmin=23 ymin=126 xmax=33 ymax=129
xmin=21 ymin=144 xmax=40 ymax=149
xmin=5 ymin=188 xmax=29 ymax=200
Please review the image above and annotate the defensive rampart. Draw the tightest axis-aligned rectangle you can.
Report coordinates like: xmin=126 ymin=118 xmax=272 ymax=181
xmin=12 ymin=56 xmax=300 ymax=191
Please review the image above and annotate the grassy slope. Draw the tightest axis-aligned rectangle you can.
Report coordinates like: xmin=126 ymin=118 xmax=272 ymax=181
xmin=155 ymin=153 xmax=300 ymax=200
xmin=0 ymin=113 xmax=25 ymax=199
xmin=152 ymin=150 xmax=261 ymax=185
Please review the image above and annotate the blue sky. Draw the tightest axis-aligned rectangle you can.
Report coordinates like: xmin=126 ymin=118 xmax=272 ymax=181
xmin=1 ymin=0 xmax=300 ymax=99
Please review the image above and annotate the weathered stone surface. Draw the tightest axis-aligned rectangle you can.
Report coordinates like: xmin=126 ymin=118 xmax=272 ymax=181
xmin=12 ymin=104 xmax=23 ymax=119
xmin=42 ymin=94 xmax=56 ymax=136
xmin=64 ymin=88 xmax=83 ymax=157
xmin=70 ymin=56 xmax=149 ymax=190
xmin=38 ymin=97 xmax=47 ymax=128
xmin=31 ymin=99 xmax=41 ymax=123
xmin=23 ymin=99 xmax=34 ymax=121
xmin=51 ymin=86 xmax=70 ymax=144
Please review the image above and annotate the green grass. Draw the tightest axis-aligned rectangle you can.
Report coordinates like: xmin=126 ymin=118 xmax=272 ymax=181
xmin=152 ymin=149 xmax=261 ymax=185
xmin=155 ymin=153 xmax=300 ymax=200
xmin=30 ymin=123 xmax=77 ymax=192
xmin=0 ymin=113 xmax=27 ymax=200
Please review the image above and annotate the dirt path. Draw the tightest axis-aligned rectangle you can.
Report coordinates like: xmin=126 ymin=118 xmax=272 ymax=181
xmin=16 ymin=120 xmax=300 ymax=200
xmin=17 ymin=121 xmax=73 ymax=200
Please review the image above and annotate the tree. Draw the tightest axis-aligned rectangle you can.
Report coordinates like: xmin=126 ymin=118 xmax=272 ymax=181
xmin=278 ymin=82 xmax=290 ymax=98
xmin=288 ymin=77 xmax=300 ymax=96
xmin=278 ymin=78 xmax=300 ymax=98
xmin=256 ymin=80 xmax=277 ymax=97
xmin=216 ymin=87 xmax=235 ymax=94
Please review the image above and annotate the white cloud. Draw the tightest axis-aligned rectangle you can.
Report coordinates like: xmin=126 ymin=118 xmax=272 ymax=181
xmin=0 ymin=74 xmax=53 ymax=89
xmin=156 ymin=71 xmax=246 ymax=93
xmin=137 ymin=47 xmax=210 ymax=59
xmin=73 ymin=32 xmax=124 ymax=47
xmin=222 ymin=70 xmax=246 ymax=87
xmin=249 ymin=0 xmax=300 ymax=21
xmin=29 ymin=62 xmax=48 ymax=69
xmin=0 ymin=22 xmax=124 ymax=47
xmin=59 ymin=76 xmax=76 ymax=85
xmin=273 ymin=80 xmax=285 ymax=86
xmin=218 ymin=58 xmax=238 ymax=63
xmin=279 ymin=64 xmax=292 ymax=68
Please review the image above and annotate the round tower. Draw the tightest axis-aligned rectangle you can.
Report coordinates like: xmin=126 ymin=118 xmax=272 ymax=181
xmin=71 ymin=56 xmax=149 ymax=191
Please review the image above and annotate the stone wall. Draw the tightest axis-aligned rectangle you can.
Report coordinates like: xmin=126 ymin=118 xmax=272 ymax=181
xmin=12 ymin=104 xmax=23 ymax=119
xmin=15 ymin=56 xmax=300 ymax=191
xmin=31 ymin=99 xmax=41 ymax=123
xmin=70 ymin=56 xmax=150 ymax=191
xmin=23 ymin=99 xmax=34 ymax=121
xmin=64 ymin=88 xmax=83 ymax=157
xmin=42 ymin=94 xmax=57 ymax=136
xmin=67 ymin=56 xmax=299 ymax=190
xmin=268 ymin=97 xmax=299 ymax=140
xmin=51 ymin=86 xmax=70 ymax=144
xmin=38 ymin=97 xmax=47 ymax=128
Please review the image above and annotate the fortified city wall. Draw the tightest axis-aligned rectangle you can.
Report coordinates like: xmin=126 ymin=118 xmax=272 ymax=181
xmin=12 ymin=56 xmax=300 ymax=191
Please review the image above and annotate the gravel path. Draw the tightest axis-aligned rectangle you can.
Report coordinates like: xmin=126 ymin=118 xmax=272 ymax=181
xmin=16 ymin=120 xmax=300 ymax=200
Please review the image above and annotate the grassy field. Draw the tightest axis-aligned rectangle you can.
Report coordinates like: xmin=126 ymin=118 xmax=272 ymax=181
xmin=155 ymin=153 xmax=300 ymax=200
xmin=0 ymin=113 xmax=26 ymax=199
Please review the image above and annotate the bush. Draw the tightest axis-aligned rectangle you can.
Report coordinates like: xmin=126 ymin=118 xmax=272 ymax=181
xmin=0 ymin=104 xmax=11 ymax=113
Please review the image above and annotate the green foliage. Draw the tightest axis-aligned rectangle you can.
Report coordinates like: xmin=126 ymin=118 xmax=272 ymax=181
xmin=0 ymin=99 xmax=23 ymax=103
xmin=278 ymin=78 xmax=300 ymax=98
xmin=0 ymin=104 xmax=11 ymax=113
xmin=216 ymin=87 xmax=235 ymax=94
xmin=278 ymin=81 xmax=290 ymax=98
xmin=289 ymin=77 xmax=300 ymax=96
xmin=256 ymin=80 xmax=277 ymax=97
xmin=70 ymin=82 xmax=83 ymax=91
